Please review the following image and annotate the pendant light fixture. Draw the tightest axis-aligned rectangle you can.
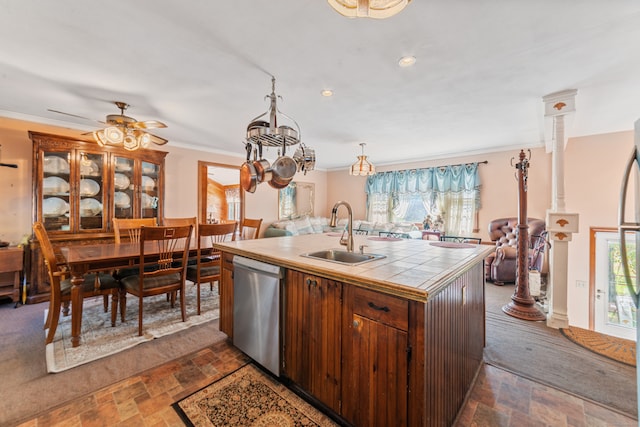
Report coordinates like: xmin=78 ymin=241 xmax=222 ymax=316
xmin=350 ymin=143 xmax=376 ymax=176
xmin=328 ymin=0 xmax=411 ymax=19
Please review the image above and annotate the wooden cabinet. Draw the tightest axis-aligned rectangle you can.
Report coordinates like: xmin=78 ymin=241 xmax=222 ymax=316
xmin=0 ymin=247 xmax=23 ymax=305
xmin=28 ymin=132 xmax=167 ymax=303
xmin=219 ymin=252 xmax=234 ymax=337
xmin=342 ymin=285 xmax=409 ymax=427
xmin=219 ymin=250 xmax=486 ymax=426
xmin=282 ymin=270 xmax=342 ymax=413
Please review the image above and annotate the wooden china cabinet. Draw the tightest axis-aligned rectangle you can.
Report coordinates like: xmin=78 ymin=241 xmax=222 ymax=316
xmin=28 ymin=132 xmax=167 ymax=303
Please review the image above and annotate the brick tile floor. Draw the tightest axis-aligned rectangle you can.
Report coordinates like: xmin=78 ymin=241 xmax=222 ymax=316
xmin=15 ymin=341 xmax=637 ymax=426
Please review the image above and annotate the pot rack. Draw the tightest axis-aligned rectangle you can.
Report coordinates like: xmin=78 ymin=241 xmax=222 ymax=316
xmin=246 ymin=76 xmax=302 ymax=148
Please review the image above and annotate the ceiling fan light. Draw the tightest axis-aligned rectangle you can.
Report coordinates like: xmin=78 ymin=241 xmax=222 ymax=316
xmin=93 ymin=130 xmax=108 ymax=147
xmin=138 ymin=132 xmax=151 ymax=149
xmin=104 ymin=126 xmax=124 ymax=144
xmin=123 ymin=133 xmax=139 ymax=151
xmin=328 ymin=0 xmax=411 ymax=19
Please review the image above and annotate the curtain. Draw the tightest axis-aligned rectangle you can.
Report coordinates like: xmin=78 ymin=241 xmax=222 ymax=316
xmin=225 ymin=187 xmax=241 ymax=221
xmin=365 ymin=163 xmax=480 ymax=234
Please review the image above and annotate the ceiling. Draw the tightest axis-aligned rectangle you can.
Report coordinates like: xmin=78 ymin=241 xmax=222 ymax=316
xmin=1 ymin=1 xmax=639 ymax=170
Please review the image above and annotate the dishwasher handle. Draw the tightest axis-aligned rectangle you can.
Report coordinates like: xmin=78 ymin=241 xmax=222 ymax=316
xmin=233 ymin=255 xmax=283 ymax=278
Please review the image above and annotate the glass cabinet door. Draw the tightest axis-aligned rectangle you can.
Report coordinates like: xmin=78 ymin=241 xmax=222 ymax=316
xmin=41 ymin=149 xmax=71 ymax=231
xmin=140 ymin=161 xmax=159 ymax=219
xmin=113 ymin=156 xmax=135 ymax=219
xmin=78 ymin=151 xmax=106 ymax=231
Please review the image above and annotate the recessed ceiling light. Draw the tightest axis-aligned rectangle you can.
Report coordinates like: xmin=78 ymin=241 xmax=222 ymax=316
xmin=398 ymin=56 xmax=416 ymax=67
xmin=321 ymin=89 xmax=334 ymax=97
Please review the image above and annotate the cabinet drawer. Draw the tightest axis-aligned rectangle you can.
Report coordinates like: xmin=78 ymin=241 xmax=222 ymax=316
xmin=0 ymin=248 xmax=23 ymax=273
xmin=352 ymin=286 xmax=408 ymax=331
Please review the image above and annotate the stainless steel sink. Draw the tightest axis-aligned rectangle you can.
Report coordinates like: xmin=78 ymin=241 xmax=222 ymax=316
xmin=301 ymin=249 xmax=386 ymax=266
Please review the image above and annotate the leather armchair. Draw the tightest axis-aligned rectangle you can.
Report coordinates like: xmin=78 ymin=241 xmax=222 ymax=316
xmin=485 ymin=217 xmax=546 ymax=285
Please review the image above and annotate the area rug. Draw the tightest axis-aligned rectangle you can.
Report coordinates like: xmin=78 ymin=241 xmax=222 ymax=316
xmin=45 ymin=282 xmax=219 ymax=373
xmin=174 ymin=364 xmax=338 ymax=426
xmin=560 ymin=326 xmax=636 ymax=367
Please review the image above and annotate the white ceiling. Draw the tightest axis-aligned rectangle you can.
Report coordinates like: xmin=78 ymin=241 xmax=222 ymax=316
xmin=1 ymin=1 xmax=639 ymax=170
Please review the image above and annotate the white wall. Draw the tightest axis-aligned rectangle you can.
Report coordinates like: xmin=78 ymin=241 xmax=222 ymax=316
xmin=564 ymin=130 xmax=634 ymax=328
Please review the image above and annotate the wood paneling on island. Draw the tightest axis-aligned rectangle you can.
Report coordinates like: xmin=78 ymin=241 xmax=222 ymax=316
xmin=216 ymin=234 xmax=491 ymax=426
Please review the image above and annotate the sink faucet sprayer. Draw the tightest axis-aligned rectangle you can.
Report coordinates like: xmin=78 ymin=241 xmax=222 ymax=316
xmin=329 ymin=201 xmax=354 ymax=252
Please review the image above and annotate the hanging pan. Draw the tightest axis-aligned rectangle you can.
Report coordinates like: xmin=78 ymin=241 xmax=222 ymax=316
xmin=252 ymin=141 xmax=272 ymax=183
xmin=240 ymin=143 xmax=258 ymax=193
xmin=269 ymin=130 xmax=296 ymax=189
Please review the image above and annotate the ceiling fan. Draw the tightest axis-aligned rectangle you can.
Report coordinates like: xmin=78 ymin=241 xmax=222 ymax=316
xmin=48 ymin=101 xmax=168 ymax=151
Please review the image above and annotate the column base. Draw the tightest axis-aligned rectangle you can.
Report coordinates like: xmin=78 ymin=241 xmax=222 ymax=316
xmin=546 ymin=313 xmax=569 ymax=329
xmin=502 ymin=301 xmax=546 ymax=321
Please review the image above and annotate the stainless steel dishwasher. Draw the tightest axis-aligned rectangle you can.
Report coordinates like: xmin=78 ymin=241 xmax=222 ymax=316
xmin=232 ymin=255 xmax=283 ymax=375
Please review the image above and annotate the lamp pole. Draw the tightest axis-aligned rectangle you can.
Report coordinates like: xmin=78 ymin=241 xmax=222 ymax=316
xmin=503 ymin=149 xmax=546 ymax=321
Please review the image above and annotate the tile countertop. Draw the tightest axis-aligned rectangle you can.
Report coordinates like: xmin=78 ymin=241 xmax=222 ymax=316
xmin=214 ymin=233 xmax=494 ymax=302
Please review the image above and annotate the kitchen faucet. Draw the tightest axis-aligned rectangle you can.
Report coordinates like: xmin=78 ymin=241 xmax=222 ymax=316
xmin=329 ymin=201 xmax=354 ymax=252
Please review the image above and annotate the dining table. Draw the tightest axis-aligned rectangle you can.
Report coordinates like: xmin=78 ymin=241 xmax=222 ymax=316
xmin=60 ymin=239 xmax=209 ymax=347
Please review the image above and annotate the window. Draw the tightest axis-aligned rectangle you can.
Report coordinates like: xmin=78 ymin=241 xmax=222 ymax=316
xmin=365 ymin=163 xmax=481 ymax=235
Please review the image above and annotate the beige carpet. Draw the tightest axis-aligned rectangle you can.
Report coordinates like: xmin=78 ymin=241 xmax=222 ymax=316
xmin=46 ymin=283 xmax=219 ymax=372
xmin=175 ymin=364 xmax=339 ymax=426
xmin=484 ymin=283 xmax=637 ymax=419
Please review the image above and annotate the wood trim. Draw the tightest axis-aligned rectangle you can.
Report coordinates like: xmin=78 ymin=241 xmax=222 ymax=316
xmin=588 ymin=226 xmax=617 ymax=330
xmin=197 ymin=160 xmax=244 ymax=225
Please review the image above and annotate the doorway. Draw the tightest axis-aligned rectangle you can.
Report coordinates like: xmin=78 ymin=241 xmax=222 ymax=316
xmin=197 ymin=161 xmax=243 ymax=225
xmin=592 ymin=228 xmax=637 ymax=341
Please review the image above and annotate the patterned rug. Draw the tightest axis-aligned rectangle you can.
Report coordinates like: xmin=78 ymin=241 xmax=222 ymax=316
xmin=175 ymin=364 xmax=338 ymax=426
xmin=560 ymin=326 xmax=636 ymax=367
xmin=45 ymin=282 xmax=219 ymax=373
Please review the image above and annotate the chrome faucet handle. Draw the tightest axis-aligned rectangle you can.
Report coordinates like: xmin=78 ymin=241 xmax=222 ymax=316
xmin=359 ymin=245 xmax=367 ymax=254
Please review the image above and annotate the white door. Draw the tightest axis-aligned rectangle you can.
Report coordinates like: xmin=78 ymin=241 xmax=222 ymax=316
xmin=594 ymin=231 xmax=637 ymax=341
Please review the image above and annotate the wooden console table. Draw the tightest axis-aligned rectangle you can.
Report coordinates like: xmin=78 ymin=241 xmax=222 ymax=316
xmin=0 ymin=247 xmax=23 ymax=307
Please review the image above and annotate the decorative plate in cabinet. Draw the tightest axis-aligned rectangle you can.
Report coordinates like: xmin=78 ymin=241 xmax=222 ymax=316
xmin=114 ymin=192 xmax=131 ymax=208
xmin=79 ymin=179 xmax=100 ymax=197
xmin=80 ymin=198 xmax=103 ymax=217
xmin=43 ymin=156 xmax=69 ymax=174
xmin=43 ymin=176 xmax=70 ymax=195
xmin=114 ymin=173 xmax=131 ymax=190
xmin=43 ymin=197 xmax=69 ymax=217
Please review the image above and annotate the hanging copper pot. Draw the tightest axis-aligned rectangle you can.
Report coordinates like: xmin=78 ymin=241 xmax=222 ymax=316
xmin=240 ymin=143 xmax=258 ymax=193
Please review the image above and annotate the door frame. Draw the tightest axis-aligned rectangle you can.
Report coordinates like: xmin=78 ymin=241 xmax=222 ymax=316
xmin=589 ymin=226 xmax=637 ymax=340
xmin=197 ymin=160 xmax=244 ymax=225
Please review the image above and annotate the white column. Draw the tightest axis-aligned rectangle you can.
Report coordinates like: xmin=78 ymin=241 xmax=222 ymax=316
xmin=551 ymin=114 xmax=566 ymax=212
xmin=543 ymin=90 xmax=578 ymax=329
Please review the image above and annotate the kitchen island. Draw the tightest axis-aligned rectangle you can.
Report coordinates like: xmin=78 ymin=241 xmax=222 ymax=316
xmin=215 ymin=233 xmax=493 ymax=426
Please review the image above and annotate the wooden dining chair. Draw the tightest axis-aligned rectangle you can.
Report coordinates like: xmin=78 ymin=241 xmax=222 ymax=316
xmin=113 ymin=217 xmax=157 ymax=244
xmin=186 ymin=221 xmax=237 ymax=315
xmin=120 ymin=225 xmax=193 ymax=336
xmin=162 ymin=217 xmax=197 ymax=226
xmin=112 ymin=217 xmax=158 ymax=280
xmin=162 ymin=217 xmax=198 ymax=265
xmin=240 ymin=217 xmax=262 ymax=240
xmin=33 ymin=221 xmax=120 ymax=344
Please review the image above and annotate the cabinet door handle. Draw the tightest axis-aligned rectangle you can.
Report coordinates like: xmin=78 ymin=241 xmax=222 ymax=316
xmin=368 ymin=302 xmax=390 ymax=312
